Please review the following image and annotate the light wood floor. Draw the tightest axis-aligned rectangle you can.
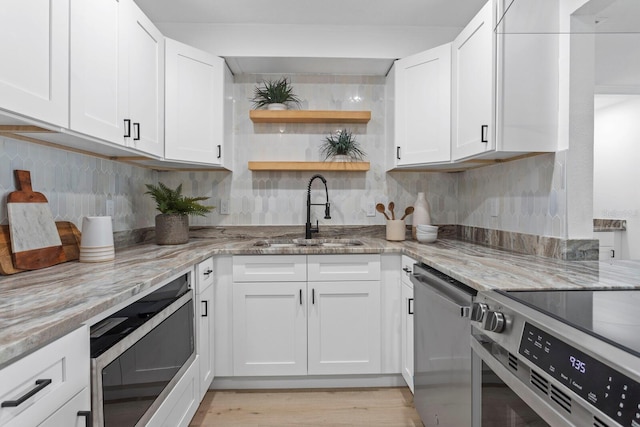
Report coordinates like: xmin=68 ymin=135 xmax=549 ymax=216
xmin=189 ymin=387 xmax=423 ymax=426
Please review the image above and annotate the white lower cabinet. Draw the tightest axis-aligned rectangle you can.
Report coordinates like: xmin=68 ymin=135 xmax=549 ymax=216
xmin=400 ymin=256 xmax=415 ymax=393
xmin=232 ymin=254 xmax=381 ymax=377
xmin=233 ymin=282 xmax=308 ymax=376
xmin=195 ymin=258 xmax=215 ymax=399
xmin=39 ymin=388 xmax=90 ymax=427
xmin=0 ymin=326 xmax=90 ymax=427
xmin=307 ymin=281 xmax=381 ymax=375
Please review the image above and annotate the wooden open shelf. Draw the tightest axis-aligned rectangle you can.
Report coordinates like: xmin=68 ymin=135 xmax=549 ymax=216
xmin=249 ymin=110 xmax=371 ymax=124
xmin=248 ymin=161 xmax=370 ymax=172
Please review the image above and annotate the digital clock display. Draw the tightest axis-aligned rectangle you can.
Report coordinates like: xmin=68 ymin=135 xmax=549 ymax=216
xmin=569 ymin=355 xmax=586 ymax=374
xmin=519 ymin=322 xmax=640 ymax=426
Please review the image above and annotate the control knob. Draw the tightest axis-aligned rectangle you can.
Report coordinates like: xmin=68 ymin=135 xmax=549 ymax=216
xmin=470 ymin=302 xmax=488 ymax=322
xmin=484 ymin=311 xmax=506 ymax=333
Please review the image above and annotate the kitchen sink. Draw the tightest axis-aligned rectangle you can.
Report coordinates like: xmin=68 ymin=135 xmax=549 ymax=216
xmin=252 ymin=239 xmax=364 ymax=248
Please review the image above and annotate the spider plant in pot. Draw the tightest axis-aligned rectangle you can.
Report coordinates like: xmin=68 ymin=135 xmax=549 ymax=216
xmin=251 ymin=77 xmax=301 ymax=110
xmin=320 ymin=128 xmax=366 ymax=162
xmin=145 ymin=182 xmax=214 ymax=245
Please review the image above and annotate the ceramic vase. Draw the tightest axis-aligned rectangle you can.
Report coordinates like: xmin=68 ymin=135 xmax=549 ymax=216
xmin=412 ymin=192 xmax=431 ymax=239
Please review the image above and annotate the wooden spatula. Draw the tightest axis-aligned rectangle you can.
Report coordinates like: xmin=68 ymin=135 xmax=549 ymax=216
xmin=7 ymin=170 xmax=65 ymax=270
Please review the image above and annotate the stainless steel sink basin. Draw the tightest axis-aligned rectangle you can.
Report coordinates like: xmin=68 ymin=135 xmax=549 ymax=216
xmin=252 ymin=239 xmax=364 ymax=248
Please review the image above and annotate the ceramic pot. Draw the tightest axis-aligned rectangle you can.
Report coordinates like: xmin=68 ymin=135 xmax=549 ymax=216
xmin=155 ymin=214 xmax=189 ymax=245
xmin=331 ymin=154 xmax=350 ymax=162
xmin=386 ymin=219 xmax=406 ymax=241
xmin=267 ymin=103 xmax=287 ymax=111
xmin=412 ymin=192 xmax=431 ymax=239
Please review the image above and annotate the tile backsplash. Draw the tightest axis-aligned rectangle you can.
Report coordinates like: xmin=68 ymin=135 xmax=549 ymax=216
xmin=0 ymin=74 xmax=568 ymax=241
xmin=0 ymin=136 xmax=157 ymax=232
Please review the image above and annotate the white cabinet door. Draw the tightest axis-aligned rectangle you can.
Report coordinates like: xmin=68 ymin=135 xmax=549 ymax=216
xmin=70 ymin=0 xmax=128 ymax=144
xmin=197 ymin=282 xmax=215 ymax=397
xmin=394 ymin=44 xmax=452 ymax=166
xmin=165 ymin=39 xmax=228 ymax=166
xmin=452 ymin=0 xmax=494 ymax=160
xmin=38 ymin=388 xmax=90 ymax=427
xmin=125 ymin=0 xmax=164 ymax=157
xmin=233 ymin=282 xmax=307 ymax=376
xmin=401 ymin=281 xmax=414 ymax=393
xmin=307 ymin=281 xmax=381 ymax=375
xmin=0 ymin=0 xmax=69 ymax=127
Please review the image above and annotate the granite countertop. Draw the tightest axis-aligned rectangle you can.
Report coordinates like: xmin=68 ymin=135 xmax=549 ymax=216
xmin=1 ymin=225 xmax=640 ymax=368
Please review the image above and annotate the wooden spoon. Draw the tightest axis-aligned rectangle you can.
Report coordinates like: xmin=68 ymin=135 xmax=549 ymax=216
xmin=400 ymin=206 xmax=414 ymax=220
xmin=388 ymin=202 xmax=395 ymax=220
xmin=375 ymin=203 xmax=390 ymax=220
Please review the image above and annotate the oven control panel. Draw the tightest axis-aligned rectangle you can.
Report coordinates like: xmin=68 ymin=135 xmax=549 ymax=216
xmin=519 ymin=322 xmax=640 ymax=426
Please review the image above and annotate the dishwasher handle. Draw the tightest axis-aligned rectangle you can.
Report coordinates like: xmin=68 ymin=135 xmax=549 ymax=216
xmin=411 ymin=273 xmax=471 ymax=318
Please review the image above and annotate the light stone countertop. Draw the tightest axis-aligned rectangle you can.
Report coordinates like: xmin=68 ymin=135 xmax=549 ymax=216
xmin=1 ymin=225 xmax=640 ymax=368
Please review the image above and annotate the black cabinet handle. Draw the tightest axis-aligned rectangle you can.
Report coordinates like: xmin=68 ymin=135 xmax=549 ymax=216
xmin=481 ymin=125 xmax=488 ymax=143
xmin=408 ymin=298 xmax=414 ymax=315
xmin=312 ymin=288 xmax=315 ymax=305
xmin=217 ymin=145 xmax=222 ymax=159
xmin=123 ymin=119 xmax=131 ymax=138
xmin=202 ymin=300 xmax=208 ymax=317
xmin=203 ymin=268 xmax=213 ymax=277
xmin=78 ymin=410 xmax=93 ymax=427
xmin=299 ymin=289 xmax=303 ymax=305
xmin=396 ymin=146 xmax=401 ymax=160
xmin=1 ymin=379 xmax=52 ymax=407
xmin=133 ymin=123 xmax=140 ymax=141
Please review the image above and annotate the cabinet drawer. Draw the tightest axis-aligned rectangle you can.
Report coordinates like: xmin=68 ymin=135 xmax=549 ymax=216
xmin=197 ymin=257 xmax=215 ymax=292
xmin=308 ymin=254 xmax=380 ymax=281
xmin=233 ymin=255 xmax=307 ymax=282
xmin=0 ymin=326 xmax=89 ymax=427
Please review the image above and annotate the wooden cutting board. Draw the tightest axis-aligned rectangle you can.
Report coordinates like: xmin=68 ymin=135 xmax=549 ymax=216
xmin=7 ymin=170 xmax=66 ymax=270
xmin=0 ymin=222 xmax=81 ymax=275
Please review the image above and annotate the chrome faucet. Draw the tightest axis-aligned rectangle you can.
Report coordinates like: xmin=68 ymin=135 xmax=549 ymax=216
xmin=305 ymin=174 xmax=331 ymax=239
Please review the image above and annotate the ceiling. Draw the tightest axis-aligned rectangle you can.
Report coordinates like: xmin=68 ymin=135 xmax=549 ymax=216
xmin=134 ymin=0 xmax=487 ymax=27
xmin=134 ymin=0 xmax=487 ymax=75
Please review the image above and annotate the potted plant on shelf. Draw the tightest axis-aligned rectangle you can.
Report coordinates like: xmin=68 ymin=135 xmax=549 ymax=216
xmin=320 ymin=128 xmax=366 ymax=162
xmin=251 ymin=77 xmax=301 ymax=110
xmin=145 ymin=182 xmax=214 ymax=245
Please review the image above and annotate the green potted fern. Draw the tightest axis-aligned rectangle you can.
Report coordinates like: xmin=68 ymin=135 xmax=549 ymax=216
xmin=320 ymin=129 xmax=366 ymax=162
xmin=251 ymin=77 xmax=301 ymax=110
xmin=145 ymin=183 xmax=214 ymax=245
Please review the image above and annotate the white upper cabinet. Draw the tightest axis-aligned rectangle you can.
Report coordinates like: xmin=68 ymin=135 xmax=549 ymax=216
xmin=394 ymin=44 xmax=452 ymax=166
xmin=452 ymin=0 xmax=557 ymax=161
xmin=70 ymin=0 xmax=164 ymax=157
xmin=452 ymin=1 xmax=494 ymax=160
xmin=165 ymin=39 xmax=232 ymax=167
xmin=127 ymin=1 xmax=164 ymax=157
xmin=0 ymin=0 xmax=69 ymax=127
xmin=70 ymin=0 xmax=127 ymax=144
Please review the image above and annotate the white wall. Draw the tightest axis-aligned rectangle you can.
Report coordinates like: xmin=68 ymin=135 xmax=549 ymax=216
xmin=594 ymin=94 xmax=640 ymax=259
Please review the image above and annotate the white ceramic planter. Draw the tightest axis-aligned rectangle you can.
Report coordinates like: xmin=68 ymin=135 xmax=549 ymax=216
xmin=267 ymin=103 xmax=287 ymax=110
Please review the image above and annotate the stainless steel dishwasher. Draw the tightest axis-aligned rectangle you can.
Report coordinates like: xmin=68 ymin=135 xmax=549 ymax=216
xmin=411 ymin=263 xmax=476 ymax=427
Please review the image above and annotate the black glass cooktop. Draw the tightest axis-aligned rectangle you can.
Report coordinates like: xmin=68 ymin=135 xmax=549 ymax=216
xmin=500 ymin=289 xmax=640 ymax=357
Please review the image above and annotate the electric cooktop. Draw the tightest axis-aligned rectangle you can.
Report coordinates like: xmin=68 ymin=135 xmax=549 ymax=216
xmin=501 ymin=289 xmax=640 ymax=357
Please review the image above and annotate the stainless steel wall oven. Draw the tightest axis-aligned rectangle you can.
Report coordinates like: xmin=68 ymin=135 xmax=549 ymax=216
xmin=90 ymin=273 xmax=195 ymax=427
